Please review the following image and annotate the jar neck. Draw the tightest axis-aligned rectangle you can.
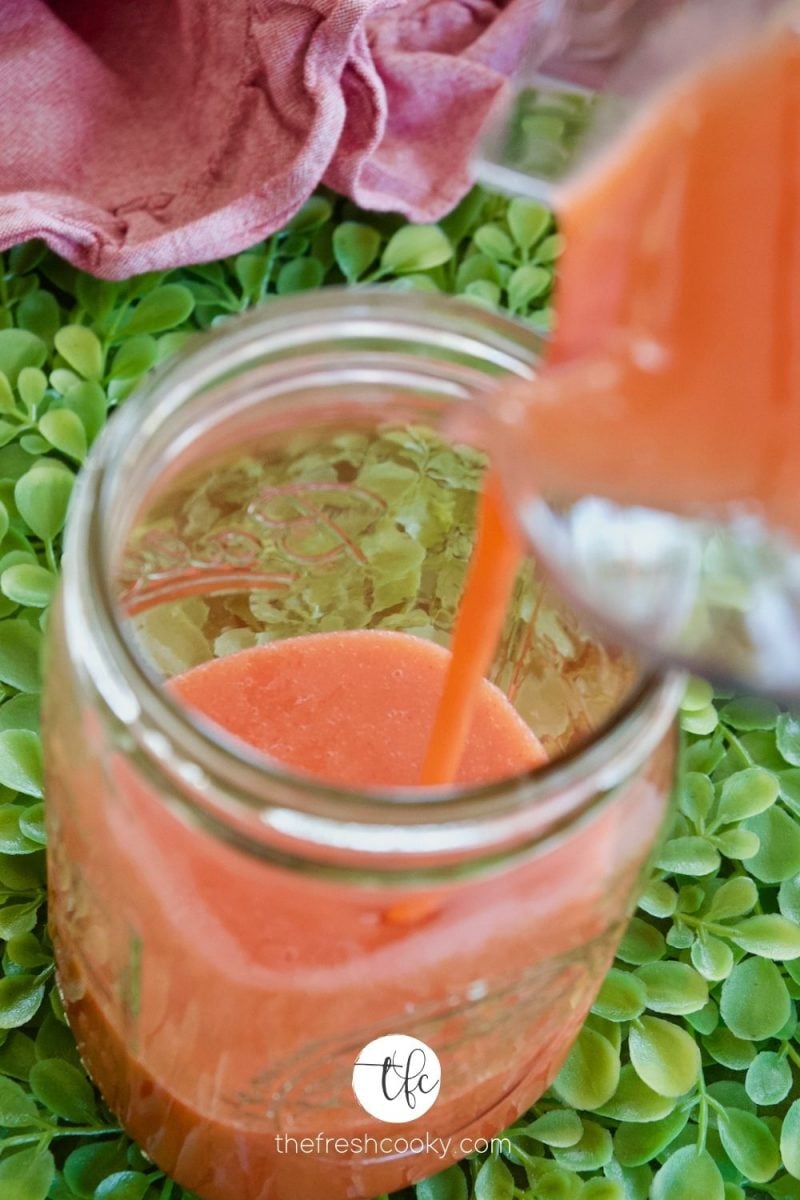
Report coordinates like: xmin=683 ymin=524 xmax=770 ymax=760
xmin=62 ymin=290 xmax=681 ymax=878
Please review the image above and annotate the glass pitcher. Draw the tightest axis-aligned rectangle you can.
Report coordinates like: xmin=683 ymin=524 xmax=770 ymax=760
xmin=473 ymin=0 xmax=800 ymax=700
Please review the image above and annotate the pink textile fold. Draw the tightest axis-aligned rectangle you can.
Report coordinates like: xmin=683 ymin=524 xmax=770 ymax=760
xmin=0 ymin=0 xmax=542 ymax=278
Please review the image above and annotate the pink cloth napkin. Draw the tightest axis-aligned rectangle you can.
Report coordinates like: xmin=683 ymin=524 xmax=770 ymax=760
xmin=0 ymin=0 xmax=541 ymax=278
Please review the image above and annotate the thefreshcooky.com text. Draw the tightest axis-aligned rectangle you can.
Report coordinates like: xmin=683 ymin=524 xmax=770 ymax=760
xmin=274 ymin=1133 xmax=511 ymax=1160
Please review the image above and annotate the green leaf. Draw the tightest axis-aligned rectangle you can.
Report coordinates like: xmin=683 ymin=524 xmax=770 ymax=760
xmin=552 ymin=1120 xmax=613 ymax=1171
xmin=64 ymin=1142 xmax=130 ymax=1199
xmin=703 ymin=1027 xmax=757 ymax=1070
xmin=0 ymin=370 xmax=14 ymax=413
xmin=779 ymin=873 xmax=800 ymax=922
xmin=0 ymin=1029 xmax=36 ymax=1079
xmin=715 ymin=827 xmax=760 ymax=859
xmin=628 ymin=1016 xmax=700 ymax=1096
xmin=381 ymin=226 xmax=453 ymax=274
xmin=39 ymin=408 xmax=87 ymax=461
xmin=638 ymin=879 xmax=678 ymax=918
xmin=473 ymin=224 xmax=516 ymax=262
xmin=507 ymin=198 xmax=551 ymax=251
xmin=745 ymin=1050 xmax=794 ymax=1105
xmin=391 ymin=273 xmax=441 ymax=295
xmin=682 ymin=703 xmax=719 ymax=735
xmin=728 ymin=913 xmax=800 ymax=959
xmin=93 ymin=1173 xmax=155 ymax=1200
xmin=525 ymin=1109 xmax=583 ymax=1147
xmin=717 ymin=1106 xmax=780 ymax=1183
xmin=777 ymin=713 xmax=800 ymax=765
xmin=580 ymin=1182 xmax=624 ymax=1200
xmin=109 ymin=335 xmax=158 ymax=382
xmin=534 ymin=232 xmax=565 ymax=264
xmin=507 ymin=264 xmax=551 ymax=311
xmin=685 ymin=998 xmax=719 ymax=1035
xmin=651 ymin=1147 xmax=724 ymax=1200
xmin=75 ymin=275 xmax=120 ymax=322
xmin=761 ymin=1181 xmax=799 ymax=1200
xmin=233 ymin=252 xmax=268 ymax=299
xmin=286 ymin=195 xmax=332 ymax=233
xmin=745 ymin=805 xmax=800 ymax=882
xmin=603 ymin=1161 xmax=652 ymax=1200
xmin=9 ymin=242 xmax=47 ymax=275
xmin=0 ymin=974 xmax=45 ymax=1028
xmin=680 ymin=772 xmax=715 ymax=823
xmin=653 ymin=836 xmax=720 ymax=876
xmin=20 ymin=433 xmax=50 ymax=456
xmin=691 ymin=933 xmax=734 ymax=981
xmin=596 ymin=1064 xmax=677 ymax=1123
xmin=462 ymin=280 xmax=501 ymax=308
xmin=716 ymin=767 xmax=779 ymax=823
xmin=438 ymin=186 xmax=486 ymax=244
xmin=707 ymin=876 xmax=758 ymax=920
xmin=0 ymin=619 xmax=41 ymax=691
xmin=456 ymin=253 xmax=506 ymax=291
xmin=54 ymin=326 xmax=103 ymax=381
xmin=333 ymin=222 xmax=381 ymax=283
xmin=0 ymin=693 xmax=40 ymax=733
xmin=720 ymin=957 xmax=791 ymax=1039
xmin=0 ymin=1073 xmax=39 ymax=1125
xmin=720 ymin=696 xmax=780 ymax=730
xmin=635 ymin=961 xmax=708 ymax=1014
xmin=120 ymin=285 xmax=195 ymax=336
xmin=524 ymin=1164 xmax=581 ymax=1198
xmin=592 ymin=969 xmax=647 ymax=1022
xmin=18 ymin=366 xmax=47 ymax=414
xmin=613 ymin=1108 xmax=689 ymax=1169
xmin=682 ymin=676 xmax=715 ymax=712
xmin=0 ymin=1147 xmax=54 ymax=1200
xmin=275 ymin=257 xmax=325 ymax=294
xmin=15 ymin=462 xmax=74 ymax=542
xmin=1 ymin=562 xmax=56 ymax=607
xmin=61 ymin=381 xmax=107 ymax=444
xmin=616 ymin=917 xmax=666 ymax=965
xmin=0 ymin=729 xmax=43 ymax=796
xmin=0 ymin=897 xmax=40 ymax=939
xmin=474 ymin=1157 xmax=514 ymax=1200
xmin=7 ymin=931 xmax=49 ymax=968
xmin=782 ymin=1099 xmax=800 ymax=1177
xmin=686 ymin=729 xmax=729 ymax=768
xmin=19 ymin=802 xmax=45 ymax=845
xmin=415 ymin=1165 xmax=468 ymax=1200
xmin=553 ymin=1026 xmax=620 ymax=1110
xmin=706 ymin=1079 xmax=754 ymax=1113
xmin=0 ymin=805 xmax=41 ymax=854
xmin=29 ymin=1057 xmax=96 ymax=1122
xmin=0 ymin=330 xmax=47 ymax=385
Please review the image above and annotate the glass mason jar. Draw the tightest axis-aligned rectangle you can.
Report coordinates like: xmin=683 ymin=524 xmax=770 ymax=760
xmin=44 ymin=292 xmax=681 ymax=1200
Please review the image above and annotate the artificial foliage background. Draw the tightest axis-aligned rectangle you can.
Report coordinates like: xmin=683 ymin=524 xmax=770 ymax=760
xmin=0 ymin=189 xmax=797 ymax=1200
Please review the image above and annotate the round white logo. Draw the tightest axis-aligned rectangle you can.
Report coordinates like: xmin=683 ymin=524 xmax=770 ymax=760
xmin=352 ymin=1034 xmax=441 ymax=1123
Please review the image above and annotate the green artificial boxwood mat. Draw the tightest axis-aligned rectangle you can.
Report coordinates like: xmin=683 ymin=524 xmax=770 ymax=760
xmin=0 ymin=188 xmax=798 ymax=1200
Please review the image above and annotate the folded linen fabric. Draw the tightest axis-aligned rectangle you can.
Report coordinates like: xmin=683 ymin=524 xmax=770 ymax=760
xmin=0 ymin=0 xmax=541 ymax=277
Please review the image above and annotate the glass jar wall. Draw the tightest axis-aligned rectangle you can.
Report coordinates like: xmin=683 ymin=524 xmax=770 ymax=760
xmin=44 ymin=293 xmax=681 ymax=1200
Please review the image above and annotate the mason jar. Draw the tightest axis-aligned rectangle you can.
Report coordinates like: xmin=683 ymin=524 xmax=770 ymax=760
xmin=43 ymin=292 xmax=681 ymax=1200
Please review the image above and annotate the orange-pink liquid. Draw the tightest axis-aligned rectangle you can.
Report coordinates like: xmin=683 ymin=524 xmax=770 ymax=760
xmin=171 ymin=630 xmax=545 ymax=790
xmin=522 ymin=27 xmax=800 ymax=532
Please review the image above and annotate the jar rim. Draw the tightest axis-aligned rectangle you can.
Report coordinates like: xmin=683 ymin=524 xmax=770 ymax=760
xmin=63 ymin=289 xmax=681 ymax=872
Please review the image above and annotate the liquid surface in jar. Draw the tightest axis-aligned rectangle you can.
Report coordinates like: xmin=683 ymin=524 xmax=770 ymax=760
xmin=169 ymin=629 xmax=545 ymax=789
